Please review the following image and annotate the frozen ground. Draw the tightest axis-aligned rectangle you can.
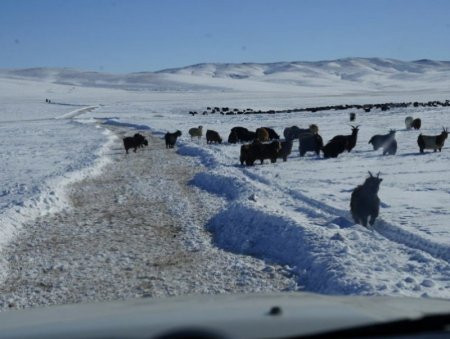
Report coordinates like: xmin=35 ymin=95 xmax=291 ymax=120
xmin=1 ymin=59 xmax=450 ymax=309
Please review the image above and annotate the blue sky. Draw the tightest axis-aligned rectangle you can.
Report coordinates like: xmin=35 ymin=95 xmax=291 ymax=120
xmin=1 ymin=0 xmax=450 ymax=73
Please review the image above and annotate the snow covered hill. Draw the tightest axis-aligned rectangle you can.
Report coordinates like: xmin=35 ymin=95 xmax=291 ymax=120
xmin=2 ymin=58 xmax=450 ymax=94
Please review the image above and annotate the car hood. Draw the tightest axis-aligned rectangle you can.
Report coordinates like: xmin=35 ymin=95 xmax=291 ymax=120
xmin=0 ymin=292 xmax=449 ymax=338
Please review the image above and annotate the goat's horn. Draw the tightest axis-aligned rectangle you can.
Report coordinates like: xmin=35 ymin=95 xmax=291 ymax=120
xmin=368 ymin=171 xmax=373 ymax=177
xmin=377 ymin=171 xmax=381 ymax=178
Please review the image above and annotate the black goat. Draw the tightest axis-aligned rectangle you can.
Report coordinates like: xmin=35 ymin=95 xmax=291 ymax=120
xmin=417 ymin=127 xmax=449 ymax=153
xmin=240 ymin=140 xmax=281 ymax=165
xmin=412 ymin=118 xmax=422 ymax=130
xmin=322 ymin=138 xmax=347 ymax=158
xmin=350 ymin=171 xmax=383 ymax=227
xmin=228 ymin=130 xmax=239 ymax=144
xmin=165 ymin=130 xmax=182 ymax=149
xmin=134 ymin=133 xmax=148 ymax=148
xmin=206 ymin=129 xmax=222 ymax=144
xmin=123 ymin=133 xmax=148 ymax=154
xmin=329 ymin=125 xmax=359 ymax=152
xmin=229 ymin=126 xmax=256 ymax=143
xmin=368 ymin=129 xmax=396 ymax=151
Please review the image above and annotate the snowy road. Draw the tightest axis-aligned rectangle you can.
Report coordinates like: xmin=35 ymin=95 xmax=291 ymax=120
xmin=0 ymin=126 xmax=297 ymax=310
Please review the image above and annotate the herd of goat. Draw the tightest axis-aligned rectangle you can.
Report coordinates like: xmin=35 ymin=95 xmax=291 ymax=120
xmin=122 ymin=114 xmax=448 ymax=228
xmin=159 ymin=115 xmax=448 ymax=165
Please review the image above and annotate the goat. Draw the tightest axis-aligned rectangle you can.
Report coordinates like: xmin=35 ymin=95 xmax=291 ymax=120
xmin=206 ymin=129 xmax=222 ymax=144
xmin=229 ymin=126 xmax=256 ymax=143
xmin=368 ymin=129 xmax=396 ymax=151
xmin=188 ymin=126 xmax=203 ymax=140
xmin=350 ymin=171 xmax=383 ymax=227
xmin=412 ymin=118 xmax=421 ymax=130
xmin=405 ymin=116 xmax=413 ymax=130
xmin=329 ymin=125 xmax=359 ymax=152
xmin=417 ymin=127 xmax=449 ymax=153
xmin=165 ymin=130 xmax=182 ymax=149
xmin=240 ymin=143 xmax=253 ymax=165
xmin=240 ymin=140 xmax=281 ymax=165
xmin=228 ymin=130 xmax=239 ymax=144
xmin=322 ymin=137 xmax=347 ymax=158
xmin=123 ymin=133 xmax=148 ymax=154
xmin=239 ymin=130 xmax=257 ymax=142
xmin=349 ymin=112 xmax=356 ymax=122
xmin=299 ymin=133 xmax=323 ymax=157
xmin=134 ymin=133 xmax=148 ymax=148
xmin=383 ymin=138 xmax=397 ymax=155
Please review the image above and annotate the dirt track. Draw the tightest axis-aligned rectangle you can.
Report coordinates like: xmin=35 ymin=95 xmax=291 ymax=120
xmin=0 ymin=127 xmax=297 ymax=310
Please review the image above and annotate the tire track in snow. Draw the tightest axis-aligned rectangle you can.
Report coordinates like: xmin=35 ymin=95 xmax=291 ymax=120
xmin=241 ymin=167 xmax=450 ymax=264
xmin=54 ymin=105 xmax=98 ymax=119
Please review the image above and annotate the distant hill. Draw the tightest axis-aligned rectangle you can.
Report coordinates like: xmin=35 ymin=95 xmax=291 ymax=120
xmin=2 ymin=58 xmax=450 ymax=93
xmin=157 ymin=57 xmax=450 ymax=79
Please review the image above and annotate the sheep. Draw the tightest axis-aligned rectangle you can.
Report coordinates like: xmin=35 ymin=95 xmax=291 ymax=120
xmin=164 ymin=130 xmax=182 ymax=149
xmin=277 ymin=139 xmax=293 ymax=161
xmin=283 ymin=124 xmax=318 ymax=141
xmin=256 ymin=127 xmax=270 ymax=142
xmin=240 ymin=140 xmax=281 ymax=166
xmin=350 ymin=171 xmax=383 ymax=227
xmin=123 ymin=133 xmax=148 ymax=154
xmin=405 ymin=116 xmax=414 ymax=130
xmin=412 ymin=118 xmax=422 ymax=130
xmin=188 ymin=126 xmax=203 ymax=140
xmin=329 ymin=125 xmax=359 ymax=152
xmin=368 ymin=129 xmax=396 ymax=151
xmin=206 ymin=129 xmax=222 ymax=144
xmin=417 ymin=127 xmax=448 ymax=153
xmin=299 ymin=133 xmax=323 ymax=157
xmin=262 ymin=127 xmax=280 ymax=140
xmin=322 ymin=138 xmax=348 ymax=158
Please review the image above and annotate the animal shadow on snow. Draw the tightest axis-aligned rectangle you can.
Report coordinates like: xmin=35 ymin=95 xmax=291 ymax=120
xmin=398 ymin=152 xmax=429 ymax=157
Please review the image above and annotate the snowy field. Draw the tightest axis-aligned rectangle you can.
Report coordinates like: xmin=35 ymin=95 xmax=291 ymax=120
xmin=1 ymin=58 xmax=450 ymax=299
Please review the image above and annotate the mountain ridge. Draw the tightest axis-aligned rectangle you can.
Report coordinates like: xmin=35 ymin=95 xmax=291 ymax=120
xmin=2 ymin=58 xmax=450 ymax=93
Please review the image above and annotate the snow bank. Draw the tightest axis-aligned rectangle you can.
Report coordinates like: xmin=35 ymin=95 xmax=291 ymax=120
xmin=0 ymin=120 xmax=116 ymax=283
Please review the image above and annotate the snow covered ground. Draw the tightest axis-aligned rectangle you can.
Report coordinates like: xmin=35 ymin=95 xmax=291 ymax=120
xmin=1 ymin=58 xmax=450 ymax=306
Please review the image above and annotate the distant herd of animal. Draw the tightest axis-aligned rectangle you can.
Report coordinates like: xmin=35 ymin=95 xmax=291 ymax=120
xmin=122 ymin=116 xmax=448 ymax=228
